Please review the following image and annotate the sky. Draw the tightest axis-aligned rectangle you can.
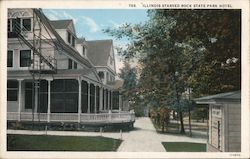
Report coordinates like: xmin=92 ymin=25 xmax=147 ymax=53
xmin=43 ymin=9 xmax=149 ymax=73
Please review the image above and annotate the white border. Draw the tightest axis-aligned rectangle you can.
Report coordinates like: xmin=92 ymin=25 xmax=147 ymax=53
xmin=0 ymin=0 xmax=249 ymax=158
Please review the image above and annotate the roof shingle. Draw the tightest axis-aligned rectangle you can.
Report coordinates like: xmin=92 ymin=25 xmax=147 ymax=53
xmin=86 ymin=40 xmax=113 ymax=66
xmin=50 ymin=19 xmax=72 ymax=29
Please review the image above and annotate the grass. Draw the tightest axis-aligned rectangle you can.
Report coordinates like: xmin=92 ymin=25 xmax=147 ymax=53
xmin=7 ymin=134 xmax=122 ymax=151
xmin=162 ymin=142 xmax=206 ymax=152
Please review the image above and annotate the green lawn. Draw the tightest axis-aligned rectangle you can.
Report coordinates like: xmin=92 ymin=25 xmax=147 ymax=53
xmin=162 ymin=142 xmax=206 ymax=152
xmin=7 ymin=134 xmax=122 ymax=151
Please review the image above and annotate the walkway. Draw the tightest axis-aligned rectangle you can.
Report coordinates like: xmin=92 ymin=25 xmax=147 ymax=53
xmin=8 ymin=117 xmax=206 ymax=152
xmin=117 ymin=117 xmax=166 ymax=152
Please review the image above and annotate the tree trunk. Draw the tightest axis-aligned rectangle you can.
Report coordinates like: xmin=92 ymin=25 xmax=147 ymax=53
xmin=179 ymin=111 xmax=185 ymax=134
xmin=188 ymin=107 xmax=192 ymax=136
xmin=162 ymin=121 xmax=164 ymax=132
xmin=173 ymin=110 xmax=176 ymax=119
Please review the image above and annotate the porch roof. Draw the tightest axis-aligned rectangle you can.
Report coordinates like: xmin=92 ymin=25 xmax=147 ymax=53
xmin=194 ymin=90 xmax=241 ymax=105
xmin=7 ymin=69 xmax=100 ymax=82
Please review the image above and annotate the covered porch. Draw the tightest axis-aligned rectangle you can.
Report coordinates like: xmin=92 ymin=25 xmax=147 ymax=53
xmin=7 ymin=70 xmax=134 ymax=124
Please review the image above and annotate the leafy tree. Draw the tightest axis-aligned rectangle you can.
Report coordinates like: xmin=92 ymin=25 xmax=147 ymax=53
xmin=104 ymin=9 xmax=241 ymax=134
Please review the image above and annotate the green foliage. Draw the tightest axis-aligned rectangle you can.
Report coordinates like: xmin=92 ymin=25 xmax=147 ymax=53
xmin=104 ymin=9 xmax=241 ymax=133
xmin=192 ymin=107 xmax=208 ymax=122
xmin=119 ymin=60 xmax=137 ymax=91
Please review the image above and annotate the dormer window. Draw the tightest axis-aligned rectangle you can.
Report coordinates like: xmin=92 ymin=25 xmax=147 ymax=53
xmin=110 ymin=57 xmax=113 ymax=65
xmin=98 ymin=71 xmax=104 ymax=79
xmin=68 ymin=58 xmax=72 ymax=69
xmin=82 ymin=46 xmax=86 ymax=56
xmin=74 ymin=62 xmax=77 ymax=69
xmin=72 ymin=36 xmax=75 ymax=47
xmin=67 ymin=31 xmax=71 ymax=44
xmin=67 ymin=31 xmax=75 ymax=47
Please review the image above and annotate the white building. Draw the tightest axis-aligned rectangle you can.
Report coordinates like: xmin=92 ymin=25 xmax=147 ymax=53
xmin=7 ymin=8 xmax=134 ymax=126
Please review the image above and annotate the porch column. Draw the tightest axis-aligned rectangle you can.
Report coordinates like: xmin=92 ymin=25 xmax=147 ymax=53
xmin=110 ymin=91 xmax=113 ymax=110
xmin=103 ymin=89 xmax=106 ymax=110
xmin=99 ymin=87 xmax=103 ymax=111
xmin=78 ymin=78 xmax=82 ymax=122
xmin=94 ymin=85 xmax=97 ymax=113
xmin=108 ymin=90 xmax=110 ymax=110
xmin=34 ymin=81 xmax=39 ymax=113
xmin=87 ymin=82 xmax=90 ymax=113
xmin=119 ymin=93 xmax=122 ymax=112
xmin=47 ymin=79 xmax=52 ymax=122
xmin=17 ymin=79 xmax=23 ymax=121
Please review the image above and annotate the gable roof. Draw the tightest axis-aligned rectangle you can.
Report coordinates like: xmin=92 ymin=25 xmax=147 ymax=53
xmin=34 ymin=9 xmax=93 ymax=69
xmin=194 ymin=91 xmax=241 ymax=104
xmin=50 ymin=20 xmax=72 ymax=29
xmin=86 ymin=40 xmax=113 ymax=66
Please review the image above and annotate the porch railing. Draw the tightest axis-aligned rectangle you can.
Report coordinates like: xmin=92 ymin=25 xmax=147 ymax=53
xmin=7 ymin=112 xmax=135 ymax=123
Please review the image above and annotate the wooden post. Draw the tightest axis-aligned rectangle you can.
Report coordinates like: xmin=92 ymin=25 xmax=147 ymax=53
xmin=87 ymin=82 xmax=90 ymax=113
xmin=47 ymin=79 xmax=52 ymax=122
xmin=17 ymin=79 xmax=23 ymax=121
xmin=78 ymin=78 xmax=82 ymax=123
xmin=94 ymin=85 xmax=97 ymax=113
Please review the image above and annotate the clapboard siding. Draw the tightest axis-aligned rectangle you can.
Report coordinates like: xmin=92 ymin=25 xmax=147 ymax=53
xmin=228 ymin=103 xmax=241 ymax=152
xmin=229 ymin=143 xmax=241 ymax=152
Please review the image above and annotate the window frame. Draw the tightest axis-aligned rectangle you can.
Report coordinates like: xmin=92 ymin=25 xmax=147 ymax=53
xmin=20 ymin=49 xmax=32 ymax=68
xmin=72 ymin=36 xmax=75 ymax=47
xmin=74 ymin=61 xmax=77 ymax=69
xmin=24 ymin=82 xmax=33 ymax=109
xmin=22 ymin=18 xmax=31 ymax=31
xmin=8 ymin=18 xmax=32 ymax=33
xmin=68 ymin=58 xmax=73 ymax=69
xmin=7 ymin=50 xmax=14 ymax=67
xmin=8 ymin=19 xmax=12 ymax=32
xmin=67 ymin=31 xmax=71 ymax=44
xmin=82 ymin=45 xmax=86 ymax=56
xmin=7 ymin=80 xmax=18 ymax=101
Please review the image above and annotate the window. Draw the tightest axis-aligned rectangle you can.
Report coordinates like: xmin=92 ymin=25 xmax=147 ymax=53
xmin=72 ymin=36 xmax=75 ymax=47
xmin=82 ymin=46 xmax=86 ymax=56
xmin=12 ymin=18 xmax=21 ymax=34
xmin=22 ymin=18 xmax=31 ymax=31
xmin=106 ymin=72 xmax=109 ymax=81
xmin=67 ymin=31 xmax=71 ymax=44
xmin=74 ymin=62 xmax=77 ymax=69
xmin=25 ymin=82 xmax=33 ymax=109
xmin=8 ymin=19 xmax=11 ymax=32
xmin=110 ymin=57 xmax=113 ymax=65
xmin=20 ymin=50 xmax=31 ymax=67
xmin=98 ymin=71 xmax=104 ymax=79
xmin=7 ymin=80 xmax=18 ymax=101
xmin=7 ymin=50 xmax=13 ymax=67
xmin=51 ymin=79 xmax=78 ymax=113
xmin=68 ymin=58 xmax=72 ymax=69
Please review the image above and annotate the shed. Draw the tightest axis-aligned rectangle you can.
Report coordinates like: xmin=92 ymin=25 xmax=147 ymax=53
xmin=194 ymin=91 xmax=241 ymax=152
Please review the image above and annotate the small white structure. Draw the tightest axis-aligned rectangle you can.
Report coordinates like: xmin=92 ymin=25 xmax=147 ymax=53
xmin=194 ymin=91 xmax=241 ymax=152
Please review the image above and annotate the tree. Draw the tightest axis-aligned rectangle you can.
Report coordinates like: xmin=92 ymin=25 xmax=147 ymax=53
xmin=118 ymin=60 xmax=138 ymax=112
xmin=104 ymin=9 xmax=241 ymax=134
